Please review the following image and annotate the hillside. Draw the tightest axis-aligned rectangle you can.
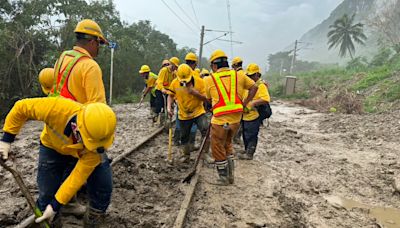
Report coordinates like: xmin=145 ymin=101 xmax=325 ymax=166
xmin=298 ymin=0 xmax=397 ymax=64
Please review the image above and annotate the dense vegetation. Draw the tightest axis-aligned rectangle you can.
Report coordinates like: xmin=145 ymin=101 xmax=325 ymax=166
xmin=0 ymin=0 xmax=195 ymax=118
xmin=268 ymin=47 xmax=400 ymax=113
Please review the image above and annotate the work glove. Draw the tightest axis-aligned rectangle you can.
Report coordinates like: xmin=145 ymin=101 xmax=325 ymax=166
xmin=35 ymin=204 xmax=56 ymax=223
xmin=0 ymin=141 xmax=11 ymax=160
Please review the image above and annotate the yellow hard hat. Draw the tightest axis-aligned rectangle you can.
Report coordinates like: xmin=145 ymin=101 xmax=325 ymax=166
xmin=194 ymin=68 xmax=200 ymax=73
xmin=77 ymin=103 xmax=117 ymax=151
xmin=246 ymin=63 xmax=261 ymax=76
xmin=74 ymin=19 xmax=108 ymax=44
xmin=177 ymin=64 xmax=193 ymax=83
xmin=169 ymin=57 xmax=180 ymax=67
xmin=38 ymin=68 xmax=55 ymax=95
xmin=139 ymin=65 xmax=151 ymax=74
xmin=232 ymin=56 xmax=243 ymax=65
xmin=161 ymin=59 xmax=170 ymax=67
xmin=200 ymin=68 xmax=210 ymax=76
xmin=185 ymin=52 xmax=198 ymax=62
xmin=209 ymin=49 xmax=227 ymax=63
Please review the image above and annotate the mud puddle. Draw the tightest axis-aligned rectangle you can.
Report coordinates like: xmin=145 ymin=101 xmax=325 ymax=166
xmin=325 ymin=195 xmax=400 ymax=228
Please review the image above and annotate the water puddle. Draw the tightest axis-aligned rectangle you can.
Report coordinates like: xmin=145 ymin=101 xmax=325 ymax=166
xmin=324 ymin=195 xmax=400 ymax=227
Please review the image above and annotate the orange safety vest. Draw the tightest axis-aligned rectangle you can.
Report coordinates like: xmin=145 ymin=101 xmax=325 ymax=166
xmin=49 ymin=50 xmax=89 ymax=101
xmin=211 ymin=70 xmax=243 ymax=117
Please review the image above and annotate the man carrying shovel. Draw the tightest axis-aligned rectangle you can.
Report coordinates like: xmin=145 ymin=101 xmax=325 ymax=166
xmin=0 ymin=97 xmax=116 ymax=227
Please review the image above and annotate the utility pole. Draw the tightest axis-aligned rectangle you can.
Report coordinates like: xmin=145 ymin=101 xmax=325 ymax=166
xmin=290 ymin=40 xmax=298 ymax=74
xmin=198 ymin=25 xmax=205 ymax=67
xmin=109 ymin=41 xmax=117 ymax=105
xmin=279 ymin=59 xmax=284 ymax=76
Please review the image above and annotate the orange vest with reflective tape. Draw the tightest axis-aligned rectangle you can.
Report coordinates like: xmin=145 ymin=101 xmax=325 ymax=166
xmin=49 ymin=50 xmax=89 ymax=101
xmin=211 ymin=70 xmax=243 ymax=117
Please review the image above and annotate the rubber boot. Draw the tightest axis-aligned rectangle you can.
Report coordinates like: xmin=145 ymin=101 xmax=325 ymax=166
xmin=227 ymin=154 xmax=235 ymax=184
xmin=178 ymin=144 xmax=190 ymax=163
xmin=83 ymin=207 xmax=104 ymax=228
xmin=239 ymin=146 xmax=255 ymax=160
xmin=173 ymin=128 xmax=181 ymax=146
xmin=215 ymin=160 xmax=230 ymax=186
xmin=188 ymin=132 xmax=199 ymax=151
xmin=61 ymin=196 xmax=86 ymax=217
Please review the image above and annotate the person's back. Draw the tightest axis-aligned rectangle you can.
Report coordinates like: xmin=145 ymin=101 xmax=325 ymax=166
xmin=49 ymin=19 xmax=107 ymax=104
xmin=52 ymin=46 xmax=106 ymax=103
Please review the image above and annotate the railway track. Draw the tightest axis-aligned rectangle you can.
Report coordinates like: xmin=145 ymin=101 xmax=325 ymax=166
xmin=15 ymin=120 xmax=203 ymax=228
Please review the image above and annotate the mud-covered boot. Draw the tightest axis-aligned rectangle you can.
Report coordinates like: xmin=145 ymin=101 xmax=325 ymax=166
xmin=214 ymin=160 xmax=230 ymax=186
xmin=227 ymin=154 xmax=235 ymax=184
xmin=83 ymin=207 xmax=104 ymax=228
xmin=178 ymin=144 xmax=190 ymax=163
xmin=203 ymin=152 xmax=215 ymax=166
xmin=61 ymin=196 xmax=86 ymax=217
xmin=173 ymin=128 xmax=181 ymax=146
xmin=188 ymin=132 xmax=199 ymax=151
xmin=239 ymin=146 xmax=255 ymax=160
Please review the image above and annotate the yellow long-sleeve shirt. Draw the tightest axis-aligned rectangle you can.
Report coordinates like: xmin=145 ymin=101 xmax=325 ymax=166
xmin=243 ymin=81 xmax=270 ymax=121
xmin=156 ymin=66 xmax=175 ymax=91
xmin=3 ymin=97 xmax=102 ymax=205
xmin=54 ymin=46 xmax=106 ymax=104
xmin=169 ymin=76 xmax=206 ymax=120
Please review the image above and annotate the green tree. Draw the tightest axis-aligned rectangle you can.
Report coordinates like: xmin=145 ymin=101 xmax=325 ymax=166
xmin=327 ymin=14 xmax=367 ymax=59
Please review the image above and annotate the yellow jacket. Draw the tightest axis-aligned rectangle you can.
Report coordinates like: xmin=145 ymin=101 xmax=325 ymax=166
xmin=169 ymin=77 xmax=206 ymax=120
xmin=204 ymin=68 xmax=256 ymax=125
xmin=243 ymin=81 xmax=270 ymax=121
xmin=3 ymin=97 xmax=102 ymax=205
xmin=54 ymin=46 xmax=106 ymax=104
xmin=156 ymin=66 xmax=175 ymax=91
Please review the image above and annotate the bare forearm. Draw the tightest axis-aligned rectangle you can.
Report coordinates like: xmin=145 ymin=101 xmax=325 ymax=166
xmin=243 ymin=85 xmax=258 ymax=107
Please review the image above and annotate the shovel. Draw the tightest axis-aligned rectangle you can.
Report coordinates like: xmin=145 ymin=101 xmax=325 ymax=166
xmin=167 ymin=114 xmax=173 ymax=163
xmin=182 ymin=124 xmax=211 ymax=184
xmin=0 ymin=159 xmax=50 ymax=228
xmin=133 ymin=96 xmax=145 ymax=111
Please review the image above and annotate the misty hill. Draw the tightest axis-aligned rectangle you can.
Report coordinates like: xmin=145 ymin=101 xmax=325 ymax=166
xmin=298 ymin=0 xmax=396 ymax=64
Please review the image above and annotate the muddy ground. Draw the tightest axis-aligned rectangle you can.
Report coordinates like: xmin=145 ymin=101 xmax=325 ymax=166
xmin=1 ymin=101 xmax=400 ymax=227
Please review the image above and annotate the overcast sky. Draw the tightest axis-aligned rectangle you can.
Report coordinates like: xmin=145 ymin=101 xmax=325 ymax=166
xmin=113 ymin=0 xmax=342 ymax=69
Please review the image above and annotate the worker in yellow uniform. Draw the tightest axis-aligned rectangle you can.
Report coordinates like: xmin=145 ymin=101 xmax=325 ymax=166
xmin=155 ymin=57 xmax=179 ymax=126
xmin=200 ymin=68 xmax=210 ymax=78
xmin=167 ymin=64 xmax=209 ymax=162
xmin=0 ymin=97 xmax=116 ymax=227
xmin=181 ymin=52 xmax=201 ymax=147
xmin=238 ymin=63 xmax=270 ymax=160
xmin=231 ymin=56 xmax=245 ymax=144
xmin=38 ymin=68 xmax=55 ymax=95
xmin=204 ymin=50 xmax=258 ymax=185
xmin=139 ymin=65 xmax=159 ymax=121
xmin=49 ymin=19 xmax=107 ymax=103
xmin=231 ymin=56 xmax=244 ymax=73
xmin=46 ymin=19 xmax=109 ymax=222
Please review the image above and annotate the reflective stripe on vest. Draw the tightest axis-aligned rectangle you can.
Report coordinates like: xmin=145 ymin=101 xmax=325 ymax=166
xmin=211 ymin=70 xmax=243 ymax=117
xmin=49 ymin=50 xmax=88 ymax=101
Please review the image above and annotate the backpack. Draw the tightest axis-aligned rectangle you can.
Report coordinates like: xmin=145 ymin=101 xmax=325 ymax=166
xmin=256 ymin=103 xmax=272 ymax=120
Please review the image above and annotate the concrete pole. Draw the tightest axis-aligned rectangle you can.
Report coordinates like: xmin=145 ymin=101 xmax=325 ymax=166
xmin=290 ymin=40 xmax=297 ymax=74
xmin=198 ymin=25 xmax=205 ymax=68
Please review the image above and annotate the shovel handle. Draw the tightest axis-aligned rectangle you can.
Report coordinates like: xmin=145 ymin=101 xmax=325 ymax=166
xmin=0 ymin=159 xmax=50 ymax=228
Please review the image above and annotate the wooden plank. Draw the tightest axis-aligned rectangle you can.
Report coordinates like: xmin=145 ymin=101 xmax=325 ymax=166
xmin=173 ymin=164 xmax=202 ymax=228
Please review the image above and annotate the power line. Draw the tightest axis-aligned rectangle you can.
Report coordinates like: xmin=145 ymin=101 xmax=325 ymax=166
xmin=190 ymin=0 xmax=200 ymax=28
xmin=161 ymin=0 xmax=198 ymax=33
xmin=173 ymin=0 xmax=199 ymax=30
